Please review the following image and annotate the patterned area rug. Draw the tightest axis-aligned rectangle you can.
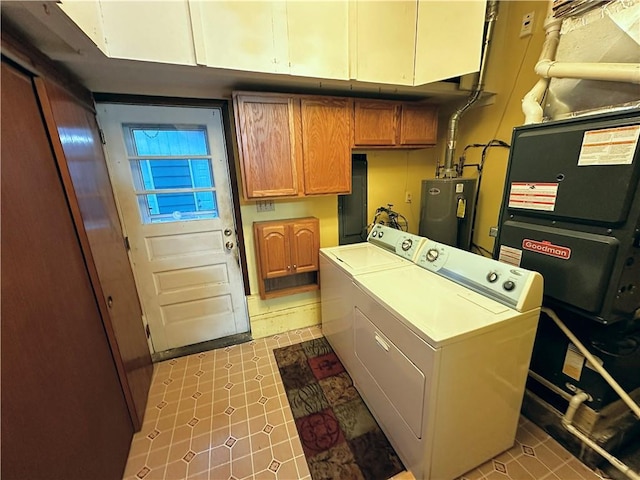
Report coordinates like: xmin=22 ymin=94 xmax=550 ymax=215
xmin=273 ymin=337 xmax=404 ymax=480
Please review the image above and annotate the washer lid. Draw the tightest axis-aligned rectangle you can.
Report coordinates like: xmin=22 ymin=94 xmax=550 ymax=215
xmin=321 ymin=243 xmax=408 ymax=275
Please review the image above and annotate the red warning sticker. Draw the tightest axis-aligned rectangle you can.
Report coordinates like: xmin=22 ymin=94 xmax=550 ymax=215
xmin=522 ymin=239 xmax=571 ymax=260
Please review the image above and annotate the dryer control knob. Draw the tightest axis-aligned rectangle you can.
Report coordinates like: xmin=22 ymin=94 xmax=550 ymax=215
xmin=401 ymin=239 xmax=412 ymax=251
xmin=487 ymin=272 xmax=499 ymax=283
xmin=372 ymin=231 xmax=378 ymax=237
xmin=426 ymin=248 xmax=439 ymax=262
xmin=503 ymin=280 xmax=516 ymax=291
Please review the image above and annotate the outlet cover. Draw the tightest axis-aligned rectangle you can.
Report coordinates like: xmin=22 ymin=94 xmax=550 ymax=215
xmin=520 ymin=11 xmax=534 ymax=38
xmin=256 ymin=200 xmax=275 ymax=212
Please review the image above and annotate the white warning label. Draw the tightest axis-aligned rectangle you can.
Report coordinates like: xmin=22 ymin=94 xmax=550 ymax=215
xmin=562 ymin=343 xmax=585 ymax=381
xmin=578 ymin=125 xmax=640 ymax=166
xmin=498 ymin=245 xmax=522 ymax=266
xmin=508 ymin=183 xmax=558 ymax=211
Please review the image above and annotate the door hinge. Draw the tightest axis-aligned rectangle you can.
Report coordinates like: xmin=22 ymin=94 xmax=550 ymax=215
xmin=124 ymin=236 xmax=130 ymax=251
xmin=99 ymin=128 xmax=106 ymax=145
xmin=145 ymin=323 xmax=151 ymax=338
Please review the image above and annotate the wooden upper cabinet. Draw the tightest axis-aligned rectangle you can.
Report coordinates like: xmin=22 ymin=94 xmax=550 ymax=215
xmin=301 ymin=97 xmax=352 ymax=195
xmin=234 ymin=92 xmax=352 ymax=200
xmin=354 ymin=101 xmax=399 ymax=146
xmin=233 ymin=94 xmax=299 ymax=199
xmin=399 ymin=103 xmax=438 ymax=146
xmin=354 ymin=100 xmax=438 ymax=148
xmin=291 ymin=219 xmax=319 ymax=273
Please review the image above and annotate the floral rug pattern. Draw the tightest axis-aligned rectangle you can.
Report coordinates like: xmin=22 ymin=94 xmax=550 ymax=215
xmin=274 ymin=337 xmax=404 ymax=480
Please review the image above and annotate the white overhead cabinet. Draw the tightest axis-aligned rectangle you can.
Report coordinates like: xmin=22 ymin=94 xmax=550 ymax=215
xmin=414 ymin=1 xmax=487 ymax=85
xmin=190 ymin=0 xmax=350 ymax=79
xmin=61 ymin=0 xmax=197 ymax=65
xmin=351 ymin=0 xmax=487 ymax=86
xmin=286 ymin=1 xmax=350 ymax=80
xmin=58 ymin=0 xmax=486 ymax=86
xmin=189 ymin=1 xmax=289 ymax=74
xmin=352 ymin=1 xmax=418 ymax=86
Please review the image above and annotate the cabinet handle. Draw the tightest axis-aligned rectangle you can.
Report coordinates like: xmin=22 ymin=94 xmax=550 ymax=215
xmin=374 ymin=333 xmax=389 ymax=352
xmin=293 ymin=264 xmax=297 ymax=269
xmin=107 ymin=296 xmax=113 ymax=308
xmin=287 ymin=265 xmax=291 ymax=270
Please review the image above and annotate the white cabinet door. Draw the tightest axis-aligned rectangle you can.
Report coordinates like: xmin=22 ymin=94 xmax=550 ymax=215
xmin=99 ymin=0 xmax=197 ymax=65
xmin=415 ymin=0 xmax=486 ymax=85
xmin=352 ymin=0 xmax=418 ymax=86
xmin=287 ymin=1 xmax=350 ymax=80
xmin=190 ymin=1 xmax=289 ymax=74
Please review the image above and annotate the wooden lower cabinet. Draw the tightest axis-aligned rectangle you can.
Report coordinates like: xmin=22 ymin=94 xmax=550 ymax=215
xmin=1 ymin=60 xmax=133 ymax=480
xmin=254 ymin=217 xmax=320 ymax=299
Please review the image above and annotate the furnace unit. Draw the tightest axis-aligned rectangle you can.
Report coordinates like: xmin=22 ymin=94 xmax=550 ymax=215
xmin=494 ymin=108 xmax=640 ymax=414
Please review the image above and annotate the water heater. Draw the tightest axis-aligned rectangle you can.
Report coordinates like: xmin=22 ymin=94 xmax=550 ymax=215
xmin=419 ymin=177 xmax=477 ymax=250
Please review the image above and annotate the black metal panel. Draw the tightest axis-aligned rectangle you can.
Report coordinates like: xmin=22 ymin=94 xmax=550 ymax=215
xmin=499 ymin=221 xmax=618 ymax=314
xmin=339 ymin=154 xmax=368 ymax=245
xmin=504 ymin=112 xmax=640 ymax=226
xmin=495 ymin=109 xmax=640 ymax=325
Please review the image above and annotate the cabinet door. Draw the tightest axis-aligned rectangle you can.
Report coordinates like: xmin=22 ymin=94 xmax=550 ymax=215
xmin=399 ymin=104 xmax=438 ymax=146
xmin=101 ymin=0 xmax=196 ymax=65
xmin=36 ymin=78 xmax=153 ymax=429
xmin=354 ymin=101 xmax=399 ymax=146
xmin=353 ymin=0 xmax=417 ymax=85
xmin=287 ymin=1 xmax=349 ymax=80
xmin=301 ymin=97 xmax=352 ymax=195
xmin=190 ymin=1 xmax=289 ymax=73
xmin=255 ymin=223 xmax=292 ymax=279
xmin=291 ymin=219 xmax=319 ymax=273
xmin=235 ymin=94 xmax=299 ymax=198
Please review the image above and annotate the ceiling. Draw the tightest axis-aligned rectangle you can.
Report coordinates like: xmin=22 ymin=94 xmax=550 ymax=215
xmin=1 ymin=1 xmax=477 ymax=107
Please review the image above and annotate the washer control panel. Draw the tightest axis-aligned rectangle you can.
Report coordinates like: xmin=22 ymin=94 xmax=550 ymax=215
xmin=368 ymin=225 xmax=426 ymax=261
xmin=415 ymin=240 xmax=539 ymax=310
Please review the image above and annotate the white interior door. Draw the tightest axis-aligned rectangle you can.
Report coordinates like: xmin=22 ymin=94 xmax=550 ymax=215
xmin=97 ymin=103 xmax=249 ymax=353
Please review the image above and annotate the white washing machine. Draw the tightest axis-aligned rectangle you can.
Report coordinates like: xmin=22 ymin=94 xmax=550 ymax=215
xmin=351 ymin=239 xmax=544 ymax=480
xmin=320 ymin=224 xmax=426 ymax=375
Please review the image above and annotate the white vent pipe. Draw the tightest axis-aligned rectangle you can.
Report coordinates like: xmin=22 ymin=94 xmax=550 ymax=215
xmin=562 ymin=392 xmax=640 ymax=480
xmin=523 ymin=0 xmax=640 ymax=124
xmin=522 ymin=1 xmax=561 ymax=124
xmin=543 ymin=307 xmax=640 ymax=480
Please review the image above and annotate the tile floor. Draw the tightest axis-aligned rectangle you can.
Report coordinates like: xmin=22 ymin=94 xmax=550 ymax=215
xmin=123 ymin=326 xmax=609 ymax=480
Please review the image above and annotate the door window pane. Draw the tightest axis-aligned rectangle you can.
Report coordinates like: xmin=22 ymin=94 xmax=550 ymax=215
xmin=124 ymin=125 xmax=219 ymax=224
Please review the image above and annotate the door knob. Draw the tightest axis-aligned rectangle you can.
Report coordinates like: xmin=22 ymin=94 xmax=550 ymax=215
xmin=225 ymin=241 xmax=234 ymax=250
xmin=224 ymin=228 xmax=233 ymax=236
xmin=107 ymin=296 xmax=113 ymax=308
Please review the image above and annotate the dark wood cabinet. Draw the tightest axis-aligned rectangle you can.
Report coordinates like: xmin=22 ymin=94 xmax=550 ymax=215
xmin=1 ymin=60 xmax=133 ymax=480
xmin=35 ymin=78 xmax=153 ymax=428
xmin=254 ymin=217 xmax=320 ymax=299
